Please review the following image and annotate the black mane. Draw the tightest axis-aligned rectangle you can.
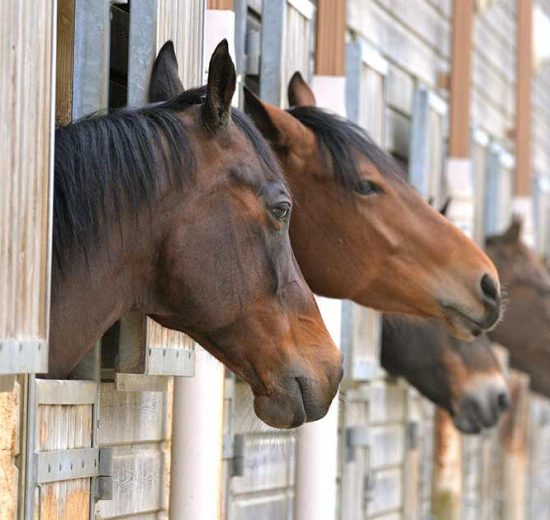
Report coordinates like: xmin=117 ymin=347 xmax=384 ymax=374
xmin=287 ymin=106 xmax=404 ymax=190
xmin=54 ymin=86 xmax=279 ymax=268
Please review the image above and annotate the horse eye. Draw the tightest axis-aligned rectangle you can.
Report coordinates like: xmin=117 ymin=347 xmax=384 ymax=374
xmin=354 ymin=179 xmax=382 ymax=196
xmin=271 ymin=201 xmax=291 ymax=221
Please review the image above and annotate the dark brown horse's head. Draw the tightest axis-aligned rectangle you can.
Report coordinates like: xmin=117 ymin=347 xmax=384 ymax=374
xmin=53 ymin=41 xmax=342 ymax=429
xmin=242 ymin=73 xmax=501 ymax=340
xmin=382 ymin=316 xmax=509 ymax=433
xmin=485 ymin=218 xmax=550 ymax=397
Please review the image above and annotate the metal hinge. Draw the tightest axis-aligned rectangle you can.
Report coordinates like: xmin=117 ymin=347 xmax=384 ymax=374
xmin=231 ymin=434 xmax=245 ymax=477
xmin=345 ymin=426 xmax=370 ymax=462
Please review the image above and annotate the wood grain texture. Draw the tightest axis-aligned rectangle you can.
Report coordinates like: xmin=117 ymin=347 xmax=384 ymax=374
xmin=98 ymin=383 xmax=167 ymax=446
xmin=0 ymin=0 xmax=54 ymax=345
xmin=208 ymin=0 xmax=234 ymax=8
xmin=515 ymin=0 xmax=532 ymax=195
xmin=36 ymin=397 xmax=93 ymax=520
xmin=0 ymin=383 xmax=20 ymax=520
xmin=315 ymin=0 xmax=346 ymax=76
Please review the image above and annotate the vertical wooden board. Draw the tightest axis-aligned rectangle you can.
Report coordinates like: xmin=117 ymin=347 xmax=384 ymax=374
xmin=36 ymin=400 xmax=94 ymax=520
xmin=0 ymin=0 xmax=54 ymax=345
xmin=231 ymin=434 xmax=296 ymax=494
xmin=138 ymin=0 xmax=206 ymax=357
xmin=38 ymin=480 xmax=91 ymax=520
xmin=0 ymin=382 xmax=20 ymax=520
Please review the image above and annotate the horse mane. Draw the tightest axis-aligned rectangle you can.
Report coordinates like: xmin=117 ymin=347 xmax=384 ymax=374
xmin=54 ymin=86 xmax=279 ymax=269
xmin=287 ymin=106 xmax=405 ymax=191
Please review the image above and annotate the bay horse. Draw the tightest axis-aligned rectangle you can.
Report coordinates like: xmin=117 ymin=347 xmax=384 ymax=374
xmin=382 ymin=316 xmax=509 ymax=433
xmin=150 ymin=43 xmax=502 ymax=341
xmin=149 ymin=45 xmax=508 ymax=432
xmin=486 ymin=219 xmax=550 ymax=398
xmin=50 ymin=41 xmax=343 ymax=429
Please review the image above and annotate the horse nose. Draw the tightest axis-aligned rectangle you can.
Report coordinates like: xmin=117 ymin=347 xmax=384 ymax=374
xmin=497 ymin=389 xmax=510 ymax=412
xmin=479 ymin=273 xmax=500 ymax=309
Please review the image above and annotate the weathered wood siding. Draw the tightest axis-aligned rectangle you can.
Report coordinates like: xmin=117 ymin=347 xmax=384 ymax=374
xmin=95 ymin=383 xmax=171 ymax=519
xmin=0 ymin=0 xmax=55 ymax=355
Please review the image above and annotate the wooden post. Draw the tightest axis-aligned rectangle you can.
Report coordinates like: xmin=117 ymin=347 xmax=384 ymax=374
xmin=431 ymin=410 xmax=462 ymax=520
xmin=207 ymin=0 xmax=233 ymax=9
xmin=500 ymin=371 xmax=530 ymax=520
xmin=315 ymin=0 xmax=346 ymax=76
xmin=449 ymin=0 xmax=474 ymax=158
xmin=515 ymin=0 xmax=533 ymax=196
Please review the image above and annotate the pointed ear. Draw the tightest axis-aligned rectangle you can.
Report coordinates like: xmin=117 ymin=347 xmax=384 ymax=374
xmin=202 ymin=40 xmax=236 ymax=133
xmin=503 ymin=216 xmax=522 ymax=243
xmin=243 ymin=86 xmax=283 ymax=146
xmin=149 ymin=41 xmax=185 ymax=103
xmin=439 ymin=197 xmax=452 ymax=217
xmin=288 ymin=71 xmax=317 ymax=107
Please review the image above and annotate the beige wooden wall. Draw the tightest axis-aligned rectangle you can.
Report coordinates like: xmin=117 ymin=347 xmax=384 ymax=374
xmin=347 ymin=0 xmax=520 ymax=158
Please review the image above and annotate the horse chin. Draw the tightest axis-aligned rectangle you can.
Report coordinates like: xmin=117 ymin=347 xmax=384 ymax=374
xmin=441 ymin=305 xmax=496 ymax=341
xmin=252 ymin=376 xmax=334 ymax=429
xmin=253 ymin=392 xmax=308 ymax=429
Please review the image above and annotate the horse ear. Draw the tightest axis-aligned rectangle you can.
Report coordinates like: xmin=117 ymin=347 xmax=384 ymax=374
xmin=288 ymin=71 xmax=317 ymax=107
xmin=503 ymin=216 xmax=522 ymax=243
xmin=439 ymin=197 xmax=452 ymax=217
xmin=202 ymin=40 xmax=236 ymax=132
xmin=149 ymin=41 xmax=184 ymax=103
xmin=243 ymin=86 xmax=284 ymax=146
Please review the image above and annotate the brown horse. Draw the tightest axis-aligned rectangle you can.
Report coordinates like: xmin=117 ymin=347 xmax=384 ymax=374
xmin=50 ymin=41 xmax=342 ymax=429
xmin=149 ymin=44 xmax=501 ymax=341
xmin=486 ymin=219 xmax=550 ymax=397
xmin=382 ymin=316 xmax=509 ymax=433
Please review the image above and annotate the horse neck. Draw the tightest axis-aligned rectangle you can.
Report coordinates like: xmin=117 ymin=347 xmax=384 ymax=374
xmin=49 ymin=211 xmax=158 ymax=378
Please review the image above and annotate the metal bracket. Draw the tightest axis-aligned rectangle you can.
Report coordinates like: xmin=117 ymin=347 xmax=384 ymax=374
xmin=36 ymin=448 xmax=99 ymax=484
xmin=35 ymin=446 xmax=113 ymax=487
xmin=0 ymin=339 xmax=48 ymax=375
xmin=231 ymin=434 xmax=246 ymax=477
xmin=406 ymin=421 xmax=419 ymax=450
xmin=146 ymin=347 xmax=195 ymax=376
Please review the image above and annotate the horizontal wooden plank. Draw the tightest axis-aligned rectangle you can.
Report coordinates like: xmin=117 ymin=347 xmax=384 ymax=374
xmin=348 ymin=0 xmax=449 ymax=88
xmin=369 ymin=424 xmax=406 ymax=469
xmin=368 ymin=467 xmax=403 ymax=516
xmin=95 ymin=444 xmax=164 ymax=518
xmin=232 ymin=433 xmax=296 ymax=494
xmin=36 ymin=379 xmax=97 ymax=405
xmin=373 ymin=0 xmax=451 ymax=58
xmin=231 ymin=492 xmax=291 ymax=520
xmin=99 ymin=383 xmax=167 ymax=445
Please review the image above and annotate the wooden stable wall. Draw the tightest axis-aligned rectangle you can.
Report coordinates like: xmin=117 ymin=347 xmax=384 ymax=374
xmin=0 ymin=0 xmax=54 ymax=351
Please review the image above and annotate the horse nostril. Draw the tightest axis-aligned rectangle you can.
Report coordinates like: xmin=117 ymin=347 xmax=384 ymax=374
xmin=480 ymin=274 xmax=499 ymax=307
xmin=497 ymin=391 xmax=510 ymax=412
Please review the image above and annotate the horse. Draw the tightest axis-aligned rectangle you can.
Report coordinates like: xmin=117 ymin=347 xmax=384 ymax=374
xmin=381 ymin=202 xmax=509 ymax=434
xmin=49 ymin=41 xmax=343 ymax=430
xmin=381 ymin=316 xmax=509 ymax=433
xmin=486 ymin=219 xmax=550 ymax=398
xmin=150 ymin=43 xmax=502 ymax=341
